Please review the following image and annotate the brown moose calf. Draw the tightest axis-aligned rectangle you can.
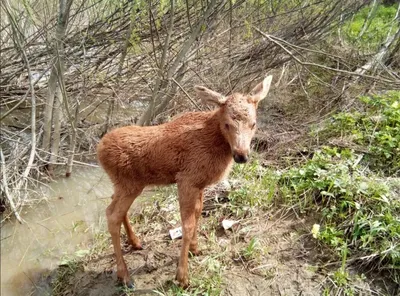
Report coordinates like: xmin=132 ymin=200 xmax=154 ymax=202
xmin=97 ymin=75 xmax=273 ymax=288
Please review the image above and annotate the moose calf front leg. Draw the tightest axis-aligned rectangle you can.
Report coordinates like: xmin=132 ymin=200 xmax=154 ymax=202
xmin=176 ymin=183 xmax=200 ymax=288
xmin=189 ymin=190 xmax=204 ymax=256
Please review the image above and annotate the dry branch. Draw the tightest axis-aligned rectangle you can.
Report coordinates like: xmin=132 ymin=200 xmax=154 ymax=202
xmin=253 ymin=27 xmax=400 ymax=87
xmin=0 ymin=148 xmax=23 ymax=223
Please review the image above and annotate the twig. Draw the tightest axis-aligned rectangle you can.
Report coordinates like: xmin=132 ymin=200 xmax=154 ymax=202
xmin=0 ymin=147 xmax=23 ymax=223
xmin=4 ymin=0 xmax=37 ymax=193
xmin=171 ymin=78 xmax=202 ymax=111
xmin=253 ymin=27 xmax=400 ymax=86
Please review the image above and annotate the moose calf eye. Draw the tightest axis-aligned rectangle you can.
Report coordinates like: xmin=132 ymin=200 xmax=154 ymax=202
xmin=225 ymin=123 xmax=230 ymax=130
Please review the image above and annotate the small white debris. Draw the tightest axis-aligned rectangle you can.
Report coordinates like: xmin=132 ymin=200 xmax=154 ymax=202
xmin=169 ymin=227 xmax=182 ymax=239
xmin=219 ymin=179 xmax=232 ymax=191
xmin=311 ymin=224 xmax=320 ymax=239
xmin=218 ymin=238 xmax=230 ymax=247
xmin=222 ymin=219 xmax=239 ymax=230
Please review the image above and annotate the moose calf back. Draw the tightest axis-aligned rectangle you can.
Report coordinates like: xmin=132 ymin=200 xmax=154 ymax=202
xmin=97 ymin=110 xmax=233 ymax=191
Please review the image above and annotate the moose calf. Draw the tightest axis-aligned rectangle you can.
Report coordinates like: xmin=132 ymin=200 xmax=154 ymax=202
xmin=97 ymin=75 xmax=273 ymax=288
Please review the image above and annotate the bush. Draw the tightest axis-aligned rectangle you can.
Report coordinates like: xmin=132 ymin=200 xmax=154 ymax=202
xmin=279 ymin=146 xmax=400 ymax=276
xmin=344 ymin=3 xmax=399 ymax=50
xmin=327 ymin=91 xmax=400 ymax=176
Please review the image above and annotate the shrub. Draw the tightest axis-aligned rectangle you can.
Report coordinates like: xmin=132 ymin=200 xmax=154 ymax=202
xmin=279 ymin=146 xmax=400 ymax=275
xmin=327 ymin=91 xmax=400 ymax=175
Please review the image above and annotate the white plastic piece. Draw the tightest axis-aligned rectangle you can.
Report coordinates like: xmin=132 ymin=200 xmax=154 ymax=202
xmin=222 ymin=219 xmax=239 ymax=230
xmin=169 ymin=227 xmax=183 ymax=239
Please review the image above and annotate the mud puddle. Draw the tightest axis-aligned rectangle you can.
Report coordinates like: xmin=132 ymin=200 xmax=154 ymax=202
xmin=0 ymin=167 xmax=113 ymax=296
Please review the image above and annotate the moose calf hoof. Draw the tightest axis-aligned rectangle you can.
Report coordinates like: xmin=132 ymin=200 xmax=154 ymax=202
xmin=189 ymin=248 xmax=202 ymax=257
xmin=118 ymin=279 xmax=135 ymax=290
xmin=128 ymin=240 xmax=143 ymax=250
xmin=117 ymin=270 xmax=132 ymax=287
xmin=176 ymin=269 xmax=189 ymax=289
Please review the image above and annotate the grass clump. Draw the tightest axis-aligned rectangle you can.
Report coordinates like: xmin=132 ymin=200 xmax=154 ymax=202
xmin=343 ymin=3 xmax=399 ymax=51
xmin=279 ymin=92 xmax=400 ymax=283
xmin=280 ymin=147 xmax=400 ymax=273
xmin=228 ymin=159 xmax=278 ymax=217
xmin=324 ymin=91 xmax=400 ymax=175
xmin=51 ymin=259 xmax=85 ymax=295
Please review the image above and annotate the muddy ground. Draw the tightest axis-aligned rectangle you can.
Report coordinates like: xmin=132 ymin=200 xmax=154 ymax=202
xmin=32 ymin=199 xmax=394 ymax=296
xmin=30 ymin=112 xmax=398 ymax=296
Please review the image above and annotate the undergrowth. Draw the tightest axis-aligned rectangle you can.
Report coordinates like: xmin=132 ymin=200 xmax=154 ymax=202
xmin=280 ymin=147 xmax=400 ymax=273
xmin=228 ymin=91 xmax=400 ymax=292
xmin=318 ymin=91 xmax=400 ymax=175
xmin=343 ymin=2 xmax=399 ymax=51
xmin=48 ymin=92 xmax=399 ymax=295
xmin=278 ymin=92 xmax=400 ymax=289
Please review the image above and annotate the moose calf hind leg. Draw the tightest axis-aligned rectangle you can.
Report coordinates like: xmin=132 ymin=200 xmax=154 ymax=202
xmin=111 ymin=194 xmax=143 ymax=250
xmin=123 ymin=215 xmax=143 ymax=250
xmin=107 ymin=189 xmax=143 ymax=286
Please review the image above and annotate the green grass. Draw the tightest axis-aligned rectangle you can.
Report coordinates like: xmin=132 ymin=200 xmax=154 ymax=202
xmin=228 ymin=159 xmax=278 ymax=217
xmin=51 ymin=259 xmax=85 ymax=295
xmin=278 ymin=91 xmax=400 ymax=285
xmin=280 ymin=146 xmax=400 ymax=269
xmin=343 ymin=3 xmax=399 ymax=51
xmin=319 ymin=91 xmax=400 ymax=175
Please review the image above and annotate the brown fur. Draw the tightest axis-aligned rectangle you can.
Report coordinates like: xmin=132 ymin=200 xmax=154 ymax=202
xmin=97 ymin=76 xmax=273 ymax=288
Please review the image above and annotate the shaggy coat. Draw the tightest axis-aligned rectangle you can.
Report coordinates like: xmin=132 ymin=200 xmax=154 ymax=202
xmin=97 ymin=75 xmax=273 ymax=288
xmin=98 ymin=110 xmax=233 ymax=192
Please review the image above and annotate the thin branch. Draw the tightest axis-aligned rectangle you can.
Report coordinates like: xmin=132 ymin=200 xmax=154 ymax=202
xmin=171 ymin=78 xmax=202 ymax=111
xmin=253 ymin=27 xmax=400 ymax=86
xmin=0 ymin=148 xmax=23 ymax=223
xmin=4 ymin=0 xmax=37 ymax=181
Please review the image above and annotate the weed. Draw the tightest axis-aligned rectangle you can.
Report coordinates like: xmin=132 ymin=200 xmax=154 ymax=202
xmin=279 ymin=92 xmax=400 ymax=283
xmin=321 ymin=91 xmax=400 ymax=175
xmin=154 ymin=255 xmax=224 ymax=296
xmin=228 ymin=159 xmax=278 ymax=217
xmin=343 ymin=3 xmax=399 ymax=51
xmin=241 ymin=237 xmax=262 ymax=261
xmin=280 ymin=146 xmax=400 ymax=273
xmin=51 ymin=258 xmax=84 ymax=295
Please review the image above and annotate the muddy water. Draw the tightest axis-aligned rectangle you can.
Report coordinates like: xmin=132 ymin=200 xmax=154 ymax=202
xmin=0 ymin=167 xmax=113 ymax=296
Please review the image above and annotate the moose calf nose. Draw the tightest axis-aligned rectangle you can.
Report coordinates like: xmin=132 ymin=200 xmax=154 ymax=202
xmin=233 ymin=153 xmax=249 ymax=164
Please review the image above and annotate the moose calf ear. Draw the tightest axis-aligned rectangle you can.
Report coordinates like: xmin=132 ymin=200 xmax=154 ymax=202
xmin=249 ymin=75 xmax=273 ymax=104
xmin=195 ymin=86 xmax=227 ymax=106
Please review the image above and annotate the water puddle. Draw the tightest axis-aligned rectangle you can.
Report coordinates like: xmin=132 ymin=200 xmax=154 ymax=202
xmin=1 ymin=167 xmax=113 ymax=296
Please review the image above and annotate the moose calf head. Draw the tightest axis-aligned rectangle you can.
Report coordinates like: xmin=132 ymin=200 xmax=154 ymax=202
xmin=195 ymin=75 xmax=273 ymax=163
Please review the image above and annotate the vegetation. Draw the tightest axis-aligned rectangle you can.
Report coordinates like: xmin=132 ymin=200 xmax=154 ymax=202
xmin=324 ymin=92 xmax=400 ymax=175
xmin=1 ymin=0 xmax=400 ymax=295
xmin=345 ymin=3 xmax=399 ymax=50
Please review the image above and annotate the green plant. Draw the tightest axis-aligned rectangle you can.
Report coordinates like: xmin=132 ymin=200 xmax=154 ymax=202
xmin=153 ymin=255 xmax=224 ymax=296
xmin=228 ymin=159 xmax=278 ymax=217
xmin=51 ymin=259 xmax=84 ymax=294
xmin=241 ymin=237 xmax=262 ymax=261
xmin=279 ymin=146 xmax=400 ymax=278
xmin=343 ymin=3 xmax=399 ymax=51
xmin=322 ymin=91 xmax=400 ymax=175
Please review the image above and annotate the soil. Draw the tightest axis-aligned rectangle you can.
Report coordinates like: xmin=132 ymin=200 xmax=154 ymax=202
xmin=32 ymin=212 xmax=335 ymax=296
xmin=31 ymin=180 xmax=398 ymax=296
xmin=29 ymin=111 xmax=397 ymax=296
